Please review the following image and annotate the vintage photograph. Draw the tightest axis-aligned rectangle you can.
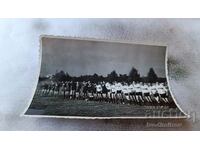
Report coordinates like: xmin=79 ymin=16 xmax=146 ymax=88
xmin=25 ymin=36 xmax=186 ymax=118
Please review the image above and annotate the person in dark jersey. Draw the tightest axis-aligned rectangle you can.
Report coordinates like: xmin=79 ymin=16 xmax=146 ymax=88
xmin=67 ymin=81 xmax=72 ymax=99
xmin=71 ymin=81 xmax=77 ymax=99
xmin=63 ymin=81 xmax=67 ymax=99
xmin=83 ymin=81 xmax=89 ymax=99
xmin=102 ymin=83 xmax=108 ymax=102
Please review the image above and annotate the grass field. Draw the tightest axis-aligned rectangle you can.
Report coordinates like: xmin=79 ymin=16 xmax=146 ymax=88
xmin=25 ymin=96 xmax=185 ymax=117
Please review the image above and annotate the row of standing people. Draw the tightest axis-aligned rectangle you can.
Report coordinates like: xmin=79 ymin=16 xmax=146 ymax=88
xmin=36 ymin=81 xmax=173 ymax=105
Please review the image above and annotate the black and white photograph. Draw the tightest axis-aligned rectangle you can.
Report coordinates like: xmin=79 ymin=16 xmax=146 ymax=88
xmin=25 ymin=36 xmax=186 ymax=118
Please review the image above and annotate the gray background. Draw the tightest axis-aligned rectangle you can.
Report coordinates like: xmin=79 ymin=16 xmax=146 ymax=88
xmin=0 ymin=19 xmax=199 ymax=130
xmin=41 ymin=37 xmax=166 ymax=77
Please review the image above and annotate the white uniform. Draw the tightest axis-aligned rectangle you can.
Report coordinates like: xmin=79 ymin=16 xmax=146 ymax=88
xmin=96 ymin=85 xmax=102 ymax=93
xmin=156 ymin=84 xmax=168 ymax=102
xmin=135 ymin=83 xmax=141 ymax=93
xmin=105 ymin=82 xmax=111 ymax=91
xmin=116 ymin=83 xmax=122 ymax=93
xmin=128 ymin=84 xmax=135 ymax=93
xmin=141 ymin=85 xmax=150 ymax=94
xmin=156 ymin=84 xmax=166 ymax=95
xmin=122 ymin=85 xmax=129 ymax=95
xmin=122 ymin=85 xmax=130 ymax=100
xmin=150 ymin=85 xmax=157 ymax=95
xmin=111 ymin=85 xmax=117 ymax=93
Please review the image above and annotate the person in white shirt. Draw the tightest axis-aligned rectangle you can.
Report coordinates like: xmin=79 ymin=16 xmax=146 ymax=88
xmin=116 ymin=82 xmax=123 ymax=102
xmin=150 ymin=83 xmax=160 ymax=103
xmin=122 ymin=83 xmax=130 ymax=103
xmin=141 ymin=83 xmax=152 ymax=102
xmin=96 ymin=83 xmax=102 ymax=100
xmin=128 ymin=83 xmax=136 ymax=103
xmin=156 ymin=83 xmax=168 ymax=103
xmin=134 ymin=82 xmax=144 ymax=103
xmin=105 ymin=82 xmax=111 ymax=99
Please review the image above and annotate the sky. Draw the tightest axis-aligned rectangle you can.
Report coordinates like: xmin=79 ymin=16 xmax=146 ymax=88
xmin=40 ymin=37 xmax=166 ymax=77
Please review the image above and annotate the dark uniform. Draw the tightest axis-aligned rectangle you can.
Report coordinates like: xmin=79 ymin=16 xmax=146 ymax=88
xmin=68 ymin=82 xmax=72 ymax=98
xmin=83 ymin=83 xmax=88 ymax=98
xmin=72 ymin=81 xmax=77 ymax=99
xmin=63 ymin=82 xmax=67 ymax=99
xmin=102 ymin=84 xmax=108 ymax=101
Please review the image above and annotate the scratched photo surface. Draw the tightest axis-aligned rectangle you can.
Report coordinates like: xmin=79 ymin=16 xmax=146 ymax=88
xmin=25 ymin=37 xmax=185 ymax=118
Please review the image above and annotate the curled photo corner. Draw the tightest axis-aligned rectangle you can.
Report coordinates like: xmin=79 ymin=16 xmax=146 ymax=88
xmin=24 ymin=36 xmax=187 ymax=119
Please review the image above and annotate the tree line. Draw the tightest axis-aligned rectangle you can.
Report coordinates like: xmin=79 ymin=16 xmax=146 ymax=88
xmin=39 ymin=67 xmax=166 ymax=83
